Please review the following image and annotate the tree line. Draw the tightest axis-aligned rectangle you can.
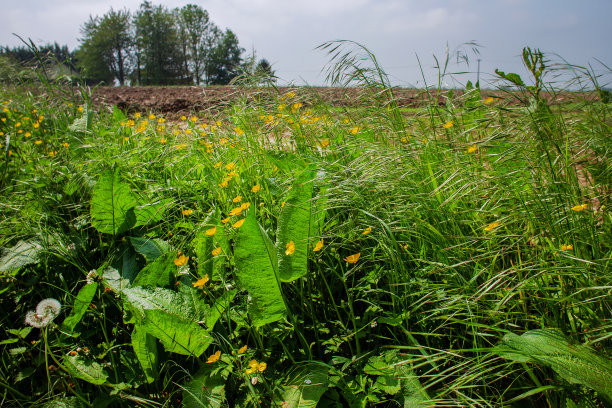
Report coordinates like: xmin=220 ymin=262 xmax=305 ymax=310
xmin=1 ymin=1 xmax=274 ymax=86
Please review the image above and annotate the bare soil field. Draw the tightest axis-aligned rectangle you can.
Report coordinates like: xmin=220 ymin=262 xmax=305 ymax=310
xmin=91 ymin=86 xmax=597 ymax=116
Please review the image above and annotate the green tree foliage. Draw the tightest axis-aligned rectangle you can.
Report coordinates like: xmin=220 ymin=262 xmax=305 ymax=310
xmin=76 ymin=9 xmax=132 ymax=85
xmin=206 ymin=29 xmax=244 ymax=85
xmin=175 ymin=4 xmax=217 ymax=85
xmin=133 ymin=1 xmax=184 ymax=85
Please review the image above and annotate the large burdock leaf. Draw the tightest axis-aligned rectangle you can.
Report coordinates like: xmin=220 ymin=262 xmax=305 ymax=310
xmin=277 ymin=171 xmax=315 ymax=282
xmin=281 ymin=362 xmax=330 ymax=408
xmin=122 ymin=286 xmax=213 ymax=357
xmin=234 ymin=209 xmax=286 ymax=327
xmin=0 ymin=240 xmax=43 ymax=273
xmin=90 ymin=169 xmax=138 ymax=235
xmin=131 ymin=324 xmax=158 ymax=383
xmin=63 ymin=355 xmax=108 ymax=385
xmin=182 ymin=364 xmax=227 ymax=408
xmin=496 ymin=329 xmax=612 ymax=402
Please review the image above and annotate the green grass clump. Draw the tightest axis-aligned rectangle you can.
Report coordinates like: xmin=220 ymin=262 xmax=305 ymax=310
xmin=0 ymin=45 xmax=610 ymax=407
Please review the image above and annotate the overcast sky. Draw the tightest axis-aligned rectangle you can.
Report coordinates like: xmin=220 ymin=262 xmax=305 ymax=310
xmin=1 ymin=0 xmax=611 ymax=88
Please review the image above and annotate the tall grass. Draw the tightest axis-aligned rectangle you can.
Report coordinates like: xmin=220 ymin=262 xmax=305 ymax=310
xmin=0 ymin=43 xmax=610 ymax=407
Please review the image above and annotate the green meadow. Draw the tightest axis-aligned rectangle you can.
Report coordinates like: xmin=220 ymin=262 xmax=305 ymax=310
xmin=0 ymin=46 xmax=610 ymax=407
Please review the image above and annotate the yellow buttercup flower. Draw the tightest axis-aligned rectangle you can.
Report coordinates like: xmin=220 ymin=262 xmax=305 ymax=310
xmin=34 ymin=140 xmax=42 ymax=145
xmin=192 ymin=275 xmax=209 ymax=289
xmin=212 ymin=247 xmax=222 ymax=256
xmin=483 ymin=97 xmax=495 ymax=105
xmin=206 ymin=350 xmax=221 ymax=363
xmin=238 ymin=345 xmax=247 ymax=354
xmin=319 ymin=138 xmax=330 ymax=148
xmin=240 ymin=202 xmax=251 ymax=210
xmin=561 ymin=244 xmax=573 ymax=251
xmin=148 ymin=113 xmax=155 ymax=120
xmin=205 ymin=227 xmax=217 ymax=236
xmin=232 ymin=195 xmax=242 ymax=203
xmin=229 ymin=206 xmax=243 ymax=216
xmin=484 ymin=221 xmax=500 ymax=232
xmin=362 ymin=227 xmax=372 ymax=235
xmin=349 ymin=126 xmax=360 ymax=134
xmin=225 ymin=162 xmax=236 ymax=170
xmin=443 ymin=121 xmax=454 ymax=129
xmin=344 ymin=253 xmax=360 ymax=264
xmin=190 ymin=116 xmax=198 ymax=122
xmin=285 ymin=241 xmax=295 ymax=256
xmin=180 ymin=115 xmax=187 ymax=121
xmin=235 ymin=126 xmax=244 ymax=135
xmin=571 ymin=203 xmax=587 ymax=212
xmin=182 ymin=209 xmax=193 ymax=216
xmin=174 ymin=255 xmax=189 ymax=266
xmin=221 ymin=217 xmax=230 ymax=224
xmin=467 ymin=145 xmax=478 ymax=153
xmin=313 ymin=239 xmax=324 ymax=252
xmin=251 ymin=184 xmax=261 ymax=193
xmin=232 ymin=219 xmax=245 ymax=228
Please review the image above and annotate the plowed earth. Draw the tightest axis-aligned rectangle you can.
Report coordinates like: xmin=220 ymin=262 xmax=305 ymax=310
xmin=91 ymin=86 xmax=596 ymax=117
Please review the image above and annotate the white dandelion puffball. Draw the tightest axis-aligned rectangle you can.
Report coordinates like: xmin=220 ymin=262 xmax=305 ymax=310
xmin=24 ymin=310 xmax=53 ymax=328
xmin=36 ymin=298 xmax=62 ymax=318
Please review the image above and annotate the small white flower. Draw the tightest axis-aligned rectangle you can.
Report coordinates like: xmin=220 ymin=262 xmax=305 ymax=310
xmin=304 ymin=379 xmax=312 ymax=385
xmin=370 ymin=321 xmax=377 ymax=328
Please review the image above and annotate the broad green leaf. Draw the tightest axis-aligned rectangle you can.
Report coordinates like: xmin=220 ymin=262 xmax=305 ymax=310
xmin=122 ymin=286 xmax=213 ymax=356
xmin=234 ymin=209 xmax=286 ymax=327
xmin=101 ymin=266 xmax=130 ymax=293
xmin=133 ymin=252 xmax=176 ymax=287
xmin=182 ymin=365 xmax=227 ymax=408
xmin=206 ymin=289 xmax=237 ymax=329
xmin=277 ymin=172 xmax=315 ymax=282
xmin=129 ymin=237 xmax=170 ymax=262
xmin=90 ymin=168 xmax=138 ymax=235
xmin=63 ymin=355 xmax=108 ymax=385
xmin=134 ymin=199 xmax=171 ymax=228
xmin=194 ymin=208 xmax=227 ymax=281
xmin=281 ymin=362 xmax=330 ymax=408
xmin=0 ymin=240 xmax=43 ymax=273
xmin=61 ymin=282 xmax=98 ymax=334
xmin=497 ymin=329 xmax=612 ymax=401
xmin=495 ymin=69 xmax=525 ymax=87
xmin=131 ymin=324 xmax=158 ymax=383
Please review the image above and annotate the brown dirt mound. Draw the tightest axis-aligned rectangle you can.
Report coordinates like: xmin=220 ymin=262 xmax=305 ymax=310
xmin=90 ymin=86 xmax=597 ymax=117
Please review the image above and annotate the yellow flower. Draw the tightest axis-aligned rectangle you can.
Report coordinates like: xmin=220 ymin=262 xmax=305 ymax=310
xmin=205 ymin=227 xmax=217 ymax=236
xmin=148 ymin=113 xmax=155 ymax=120
xmin=190 ymin=116 xmax=198 ymax=122
xmin=214 ymin=161 xmax=222 ymax=169
xmin=232 ymin=218 xmax=245 ymax=228
xmin=25 ymin=132 xmax=31 ymax=137
xmin=319 ymin=138 xmax=330 ymax=148
xmin=344 ymin=253 xmax=361 ymax=264
xmin=235 ymin=126 xmax=244 ymax=135
xmin=349 ymin=126 xmax=360 ymax=134
xmin=251 ymin=184 xmax=261 ymax=193
xmin=257 ymin=362 xmax=267 ymax=372
xmin=281 ymin=201 xmax=286 ymax=208
xmin=180 ymin=115 xmax=187 ymax=121
xmin=225 ymin=162 xmax=236 ymax=170
xmin=233 ymin=195 xmax=242 ymax=203
xmin=467 ymin=145 xmax=478 ymax=153
xmin=134 ymin=112 xmax=141 ymax=119
xmin=78 ymin=106 xmax=84 ymax=112
xmin=238 ymin=345 xmax=247 ymax=354
xmin=313 ymin=239 xmax=324 ymax=252
xmin=34 ymin=140 xmax=42 ymax=145
xmin=571 ymin=203 xmax=587 ymax=212
xmin=221 ymin=217 xmax=230 ymax=224
xmin=484 ymin=221 xmax=500 ymax=232
xmin=229 ymin=206 xmax=243 ymax=216
xmin=240 ymin=202 xmax=251 ymax=210
xmin=362 ymin=227 xmax=372 ymax=235
xmin=192 ymin=275 xmax=209 ymax=288
xmin=174 ymin=255 xmax=189 ymax=266
xmin=285 ymin=241 xmax=295 ymax=256
xmin=182 ymin=209 xmax=193 ymax=216
xmin=206 ymin=350 xmax=221 ymax=363
xmin=212 ymin=247 xmax=222 ymax=256
xmin=159 ymin=138 xmax=167 ymax=144
xmin=157 ymin=117 xmax=165 ymax=123
xmin=443 ymin=121 xmax=454 ymax=129
xmin=561 ymin=244 xmax=573 ymax=251
xmin=483 ymin=97 xmax=495 ymax=105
